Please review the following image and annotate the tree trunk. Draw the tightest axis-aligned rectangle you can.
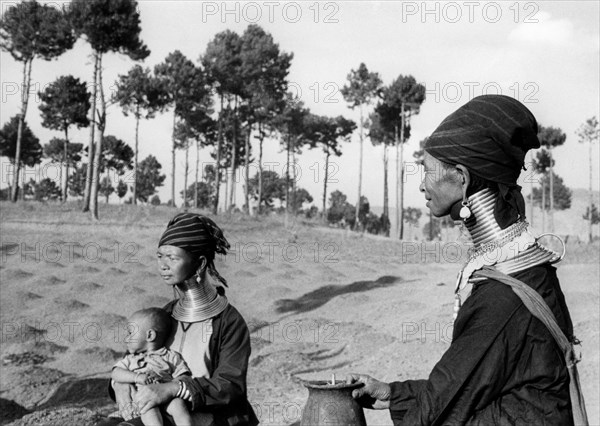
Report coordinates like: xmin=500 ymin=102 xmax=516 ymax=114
xmin=355 ymin=104 xmax=363 ymax=229
xmin=395 ymin=124 xmax=400 ymax=239
xmin=528 ymin=151 xmax=534 ymax=227
xmin=285 ymin=133 xmax=291 ymax=227
xmin=183 ymin=141 xmax=189 ymax=209
xmin=89 ymin=54 xmax=105 ymax=220
xmin=258 ymin=122 xmax=264 ymax=214
xmin=170 ymin=112 xmax=176 ymax=208
xmin=20 ymin=166 xmax=26 ymax=201
xmin=541 ymin=178 xmax=546 ymax=232
xmin=383 ymin=143 xmax=389 ymax=237
xmin=589 ymin=139 xmax=594 ymax=243
xmin=61 ymin=128 xmax=69 ymax=202
xmin=227 ymin=119 xmax=234 ymax=210
xmin=398 ymin=104 xmax=405 ymax=240
xmin=224 ymin=136 xmax=229 ymax=213
xmin=105 ymin=171 xmax=110 ymax=204
xmin=11 ymin=58 xmax=33 ymax=202
xmin=223 ymin=100 xmax=230 ymax=212
xmin=291 ymin=140 xmax=297 ymax=215
xmin=83 ymin=52 xmax=99 ymax=211
xmin=133 ymin=106 xmax=140 ymax=205
xmin=213 ymin=95 xmax=223 ymax=214
xmin=229 ymin=96 xmax=238 ymax=210
xmin=59 ymin=146 xmax=65 ymax=202
xmin=548 ymin=145 xmax=554 ymax=232
xmin=195 ymin=139 xmax=200 ymax=209
xmin=231 ymin=172 xmax=236 ymax=208
xmin=322 ymin=149 xmax=330 ymax=222
xmin=244 ymin=124 xmax=251 ymax=214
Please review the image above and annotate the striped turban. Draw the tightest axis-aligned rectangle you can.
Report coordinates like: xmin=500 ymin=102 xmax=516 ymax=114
xmin=159 ymin=213 xmax=230 ymax=286
xmin=425 ymin=95 xmax=540 ymax=227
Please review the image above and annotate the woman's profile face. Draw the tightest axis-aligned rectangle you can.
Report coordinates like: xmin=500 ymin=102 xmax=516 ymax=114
xmin=156 ymin=245 xmax=198 ymax=286
xmin=420 ymin=152 xmax=463 ymax=217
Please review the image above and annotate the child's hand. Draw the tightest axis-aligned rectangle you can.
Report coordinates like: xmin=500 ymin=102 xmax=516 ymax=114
xmin=145 ymin=372 xmax=161 ymax=384
xmin=135 ymin=372 xmax=161 ymax=385
xmin=135 ymin=373 xmax=150 ymax=385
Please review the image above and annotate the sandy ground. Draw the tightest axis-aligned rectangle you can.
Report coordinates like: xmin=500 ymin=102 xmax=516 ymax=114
xmin=0 ymin=202 xmax=598 ymax=425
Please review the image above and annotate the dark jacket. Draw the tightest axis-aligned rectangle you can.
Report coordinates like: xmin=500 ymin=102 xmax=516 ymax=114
xmin=389 ymin=264 xmax=574 ymax=425
xmin=164 ymin=302 xmax=258 ymax=426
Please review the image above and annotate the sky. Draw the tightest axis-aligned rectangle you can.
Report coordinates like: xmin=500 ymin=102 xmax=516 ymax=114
xmin=1 ymin=0 xmax=599 ymax=211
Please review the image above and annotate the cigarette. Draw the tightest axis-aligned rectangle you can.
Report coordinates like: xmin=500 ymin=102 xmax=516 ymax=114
xmin=331 ymin=373 xmax=335 ymax=385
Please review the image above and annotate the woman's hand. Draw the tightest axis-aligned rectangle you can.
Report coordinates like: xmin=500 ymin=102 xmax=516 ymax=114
xmin=346 ymin=374 xmax=391 ymax=410
xmin=133 ymin=381 xmax=179 ymax=415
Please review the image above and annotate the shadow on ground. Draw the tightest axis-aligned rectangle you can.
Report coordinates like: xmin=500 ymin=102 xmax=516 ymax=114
xmin=38 ymin=378 xmax=114 ymax=411
xmin=274 ymin=275 xmax=402 ymax=315
xmin=0 ymin=398 xmax=30 ymax=425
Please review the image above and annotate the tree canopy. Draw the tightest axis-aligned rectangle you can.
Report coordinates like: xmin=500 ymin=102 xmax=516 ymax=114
xmin=289 ymin=187 xmax=313 ymax=212
xmin=0 ymin=0 xmax=75 ymax=62
xmin=341 ymin=62 xmax=382 ymax=109
xmin=101 ymin=135 xmax=134 ymax=174
xmin=155 ymin=50 xmax=212 ymax=120
xmin=136 ymin=155 xmax=166 ymax=202
xmin=43 ymin=138 xmax=83 ymax=165
xmin=248 ymin=170 xmax=287 ymax=210
xmin=39 ymin=75 xmax=91 ymax=134
xmin=306 ymin=114 xmax=356 ymax=155
xmin=240 ymin=24 xmax=292 ymax=121
xmin=202 ymin=30 xmax=244 ymax=96
xmin=0 ymin=116 xmax=42 ymax=167
xmin=69 ymin=0 xmax=149 ymax=59
xmin=538 ymin=125 xmax=566 ymax=149
xmin=532 ymin=172 xmax=572 ymax=210
xmin=327 ymin=190 xmax=355 ymax=226
xmin=113 ymin=65 xmax=169 ymax=119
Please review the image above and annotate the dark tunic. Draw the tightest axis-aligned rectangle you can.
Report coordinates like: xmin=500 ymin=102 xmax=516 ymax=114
xmin=389 ymin=264 xmax=574 ymax=425
xmin=164 ymin=302 xmax=258 ymax=426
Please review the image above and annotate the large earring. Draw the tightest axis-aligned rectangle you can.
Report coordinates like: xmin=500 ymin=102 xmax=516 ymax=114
xmin=459 ymin=191 xmax=471 ymax=221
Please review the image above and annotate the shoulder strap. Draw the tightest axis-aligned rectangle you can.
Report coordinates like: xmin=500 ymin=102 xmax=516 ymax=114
xmin=473 ymin=267 xmax=589 ymax=426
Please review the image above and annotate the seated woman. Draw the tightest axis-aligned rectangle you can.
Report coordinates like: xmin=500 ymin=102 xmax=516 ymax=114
xmin=349 ymin=95 xmax=582 ymax=425
xmin=99 ymin=213 xmax=258 ymax=426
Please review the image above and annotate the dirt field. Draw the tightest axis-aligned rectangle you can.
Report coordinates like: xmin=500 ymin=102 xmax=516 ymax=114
xmin=1 ymin=202 xmax=598 ymax=425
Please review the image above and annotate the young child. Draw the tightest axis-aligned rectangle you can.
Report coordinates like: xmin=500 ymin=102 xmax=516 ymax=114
xmin=112 ymin=307 xmax=192 ymax=426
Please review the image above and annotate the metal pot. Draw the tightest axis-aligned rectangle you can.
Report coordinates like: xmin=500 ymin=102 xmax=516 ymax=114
xmin=300 ymin=380 xmax=367 ymax=426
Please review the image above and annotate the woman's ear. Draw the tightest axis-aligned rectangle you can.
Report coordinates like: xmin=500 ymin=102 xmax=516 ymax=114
xmin=195 ymin=255 xmax=208 ymax=277
xmin=455 ymin=164 xmax=471 ymax=191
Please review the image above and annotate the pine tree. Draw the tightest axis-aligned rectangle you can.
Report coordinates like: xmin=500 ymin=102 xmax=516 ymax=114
xmin=1 ymin=1 xmax=75 ymax=201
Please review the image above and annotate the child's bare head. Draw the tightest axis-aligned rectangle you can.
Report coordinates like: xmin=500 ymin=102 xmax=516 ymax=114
xmin=126 ymin=308 xmax=172 ymax=353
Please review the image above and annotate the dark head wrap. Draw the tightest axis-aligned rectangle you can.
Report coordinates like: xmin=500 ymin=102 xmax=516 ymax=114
xmin=158 ymin=213 xmax=230 ymax=286
xmin=425 ymin=95 xmax=540 ymax=228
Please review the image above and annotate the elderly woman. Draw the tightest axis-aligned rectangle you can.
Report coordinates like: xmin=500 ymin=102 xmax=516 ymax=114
xmin=101 ymin=213 xmax=258 ymax=426
xmin=349 ymin=95 xmax=585 ymax=425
